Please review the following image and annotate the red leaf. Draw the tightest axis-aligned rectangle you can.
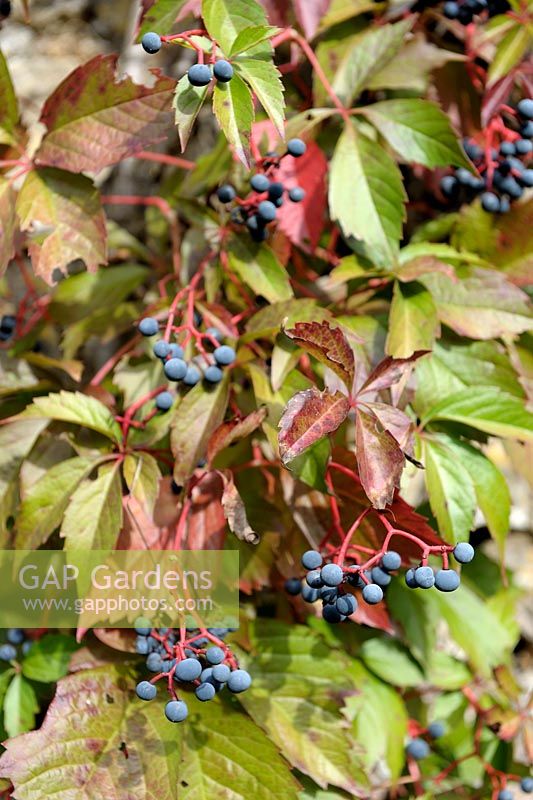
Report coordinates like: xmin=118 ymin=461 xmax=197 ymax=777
xmin=279 ymin=387 xmax=350 ymax=463
xmin=358 ymin=351 xmax=429 ymax=397
xmin=208 ymin=408 xmax=267 ymax=464
xmin=365 ymin=402 xmax=414 ymax=457
xmin=258 ymin=0 xmax=291 ymax=26
xmin=277 ymin=141 xmax=328 ymax=249
xmin=220 ymin=471 xmax=259 ymax=544
xmin=353 ymin=597 xmax=395 ymax=634
xmin=355 ymin=408 xmax=405 ymax=509
xmin=284 ymin=319 xmax=355 ymax=389
xmin=293 ymin=0 xmax=331 ymax=39
xmin=186 ymin=471 xmax=227 ymax=549
xmin=35 ymin=55 xmax=175 ymax=173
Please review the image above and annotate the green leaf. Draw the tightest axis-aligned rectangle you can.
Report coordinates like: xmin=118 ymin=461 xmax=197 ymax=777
xmin=212 ymin=73 xmax=254 ymax=167
xmin=227 ymin=236 xmax=293 ymax=302
xmin=422 ymin=436 xmax=477 ymax=544
xmin=238 ymin=621 xmax=368 ymax=794
xmin=172 ymin=74 xmax=208 ymax=151
xmin=3 ymin=675 xmax=39 ymax=738
xmin=61 ymin=461 xmax=123 ymax=549
xmin=138 ymin=0 xmax=193 ymax=37
xmin=244 ymin=298 xmax=319 ymax=340
xmin=202 ymin=0 xmax=268 ymax=54
xmin=0 ymin=419 xmax=48 ymax=539
xmin=229 ymin=25 xmax=280 ymax=56
xmin=122 ymin=452 xmax=161 ymax=517
xmin=234 ymin=57 xmax=285 ymax=137
xmin=387 ymin=579 xmax=437 ymax=664
xmin=16 ymin=168 xmax=107 ymax=284
xmin=331 ymin=19 xmax=414 ymax=105
xmin=386 ymin=281 xmax=439 ymax=358
xmin=422 ymin=388 xmax=533 ymax=441
xmin=16 ymin=456 xmax=100 ymax=549
xmin=329 ymin=122 xmax=405 ymax=268
xmin=360 ymin=99 xmax=472 ymax=169
xmin=0 ymin=50 xmax=19 ymax=145
xmin=0 ymin=178 xmax=17 ymax=276
xmin=487 ymin=23 xmax=532 ymax=85
xmin=171 ymin=376 xmax=229 ymax=485
xmin=359 ymin=637 xmax=425 ymax=687
xmin=288 ymin=438 xmax=331 ymax=493
xmin=22 ymin=634 xmax=79 ymax=683
xmin=21 ymin=391 xmax=122 ymax=443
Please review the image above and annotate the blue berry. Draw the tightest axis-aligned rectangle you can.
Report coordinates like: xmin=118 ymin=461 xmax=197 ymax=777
xmin=212 ymin=663 xmax=231 ymax=682
xmin=213 ymin=59 xmax=234 ymax=82
xmin=371 ymin=566 xmax=391 ymax=587
xmin=136 ymin=680 xmax=157 ymax=700
xmin=463 ymin=139 xmax=483 ymax=160
xmin=288 ymin=186 xmax=305 ymax=202
xmin=183 ymin=365 xmax=201 ymax=386
xmin=217 ymin=184 xmax=236 ymax=203
xmin=517 ymin=98 xmax=533 ymax=119
xmin=135 ymin=636 xmax=150 ymax=655
xmin=139 ymin=317 xmax=159 ymax=336
xmin=322 ymin=604 xmax=344 ymax=623
xmin=213 ymin=345 xmax=236 ymax=366
xmin=165 ymin=700 xmax=188 ymax=722
xmin=168 ymin=343 xmax=184 ymax=359
xmin=134 ymin=619 xmax=152 ymax=636
xmin=381 ymin=551 xmax=401 ymax=571
xmin=515 ymin=138 xmax=533 ymax=155
xmin=498 ymin=791 xmax=514 ymax=800
xmin=155 ymin=391 xmax=173 ymax=411
xmin=246 ymin=214 xmax=263 ymax=233
xmin=227 ymin=669 xmax=252 ymax=693
xmin=257 ymin=200 xmax=277 ymax=222
xmin=440 ymin=175 xmax=459 ymax=199
xmin=443 ymin=2 xmax=460 ymax=17
xmin=141 ymin=32 xmax=162 ymax=54
xmin=285 ymin=578 xmax=302 ymax=595
xmin=521 ymin=778 xmax=533 ymax=793
xmin=164 ymin=357 xmax=187 ymax=381
xmin=287 ymin=138 xmax=306 ymax=157
xmin=435 ymin=569 xmax=460 ymax=592
xmin=362 ymin=584 xmax=383 ymax=604
xmin=320 ymin=563 xmax=344 ymax=587
xmin=6 ymin=629 xmax=24 ymax=645
xmin=205 ymin=327 xmax=223 ymax=342
xmin=428 ymin=721 xmax=445 ymax=739
xmin=204 ymin=365 xmax=224 ymax=383
xmin=500 ymin=141 xmax=516 ymax=156
xmin=146 ymin=652 xmax=163 ymax=673
xmin=195 ymin=681 xmax=216 ymax=701
xmin=414 ymin=566 xmax=435 ymax=589
xmin=175 ymin=657 xmax=202 ymax=682
xmin=453 ymin=542 xmax=474 ymax=563
xmin=406 ymin=738 xmax=430 ymax=760
xmin=0 ymin=314 xmax=16 ymax=333
xmin=301 ymin=585 xmax=320 ymax=602
xmin=301 ymin=550 xmax=322 ymax=570
xmin=206 ymin=646 xmax=225 ymax=665
xmin=336 ymin=593 xmax=357 ymax=616
xmin=274 ymin=196 xmax=284 ymax=208
xmin=499 ymin=176 xmax=523 ymax=198
xmin=268 ymin=182 xmax=284 ymax=200
xmin=481 ymin=192 xmax=500 ymax=213
xmin=251 ymin=174 xmax=270 ymax=192
xmin=521 ymin=121 xmax=533 ymax=137
xmin=499 ymin=196 xmax=511 ymax=213
xmin=306 ymin=569 xmax=323 ymax=588
xmin=188 ymin=64 xmax=212 ymax=87
xmin=153 ymin=340 xmax=171 ymax=359
xmin=0 ymin=644 xmax=17 ymax=661
xmin=320 ymin=586 xmax=338 ymax=603
xmin=519 ymin=169 xmax=533 ymax=187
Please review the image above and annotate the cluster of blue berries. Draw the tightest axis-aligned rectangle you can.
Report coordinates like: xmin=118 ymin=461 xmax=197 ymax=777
xmin=134 ymin=623 xmax=251 ymax=723
xmin=138 ymin=317 xmax=236 ymax=411
xmin=0 ymin=314 xmax=16 ymax=343
xmin=441 ymin=100 xmax=533 ymax=214
xmin=443 ymin=0 xmax=509 ymax=23
xmin=141 ymin=31 xmax=234 ymax=85
xmin=498 ymin=780 xmax=533 ymax=798
xmin=406 ymin=722 xmax=446 ymax=760
xmin=286 ymin=542 xmax=475 ymax=623
xmin=217 ymin=139 xmax=307 ymax=243
xmin=0 ymin=628 xmax=31 ymax=661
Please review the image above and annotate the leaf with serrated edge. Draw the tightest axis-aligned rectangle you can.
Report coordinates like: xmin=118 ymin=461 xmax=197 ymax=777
xmin=358 ymin=351 xmax=429 ymax=397
xmin=0 ymin=419 xmax=49 ymax=538
xmin=366 ymin=402 xmax=414 ymax=456
xmin=329 ymin=122 xmax=406 ymax=269
xmin=422 ymin=436 xmax=476 ymax=544
xmin=386 ymin=280 xmax=439 ymax=358
xmin=230 ymin=25 xmax=280 ymax=56
xmin=360 ymin=99 xmax=471 ymax=169
xmin=227 ymin=236 xmax=293 ymax=303
xmin=22 ymin=634 xmax=79 ymax=683
xmin=20 ymin=390 xmax=122 ymax=442
xmin=220 ymin=471 xmax=259 ymax=544
xmin=234 ymin=58 xmax=285 ymax=137
xmin=208 ymin=408 xmax=267 ymax=463
xmin=0 ymin=51 xmax=19 ymax=145
xmin=61 ymin=461 xmax=123 ymax=549
xmin=138 ymin=0 xmax=196 ymax=37
xmin=172 ymin=74 xmax=208 ymax=151
xmin=122 ymin=452 xmax=161 ymax=517
xmin=279 ymin=387 xmax=350 ymax=463
xmin=284 ymin=320 xmax=355 ymax=389
xmin=16 ymin=456 xmax=100 ymax=549
xmin=16 ymin=168 xmax=107 ymax=283
xmin=0 ymin=664 xmax=180 ymax=800
xmin=0 ymin=179 xmax=16 ymax=276
xmin=171 ymin=376 xmax=229 ymax=485
xmin=355 ymin=407 xmax=405 ymax=508
xmin=35 ymin=55 xmax=175 ymax=173
xmin=212 ymin=73 xmax=254 ymax=167
xmin=203 ymin=0 xmax=268 ymax=54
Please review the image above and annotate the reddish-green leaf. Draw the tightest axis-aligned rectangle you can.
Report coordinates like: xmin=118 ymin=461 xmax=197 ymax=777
xmin=0 ymin=50 xmax=19 ymax=145
xmin=355 ymin=408 xmax=405 ymax=508
xmin=16 ymin=168 xmax=107 ymax=283
xmin=358 ymin=351 xmax=429 ymax=397
xmin=35 ymin=55 xmax=175 ymax=173
xmin=186 ymin=471 xmax=227 ymax=549
xmin=284 ymin=320 xmax=355 ymax=390
xmin=366 ymin=402 xmax=414 ymax=456
xmin=207 ymin=408 xmax=267 ymax=463
xmin=279 ymin=387 xmax=350 ymax=463
xmin=386 ymin=281 xmax=439 ymax=358
xmin=0 ymin=178 xmax=16 ymax=276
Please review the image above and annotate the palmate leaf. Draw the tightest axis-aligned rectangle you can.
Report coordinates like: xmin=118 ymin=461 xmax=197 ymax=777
xmin=35 ymin=55 xmax=175 ymax=173
xmin=329 ymin=122 xmax=406 ymax=269
xmin=279 ymin=387 xmax=350 ymax=464
xmin=16 ymin=168 xmax=107 ymax=283
xmin=212 ymin=73 xmax=254 ymax=167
